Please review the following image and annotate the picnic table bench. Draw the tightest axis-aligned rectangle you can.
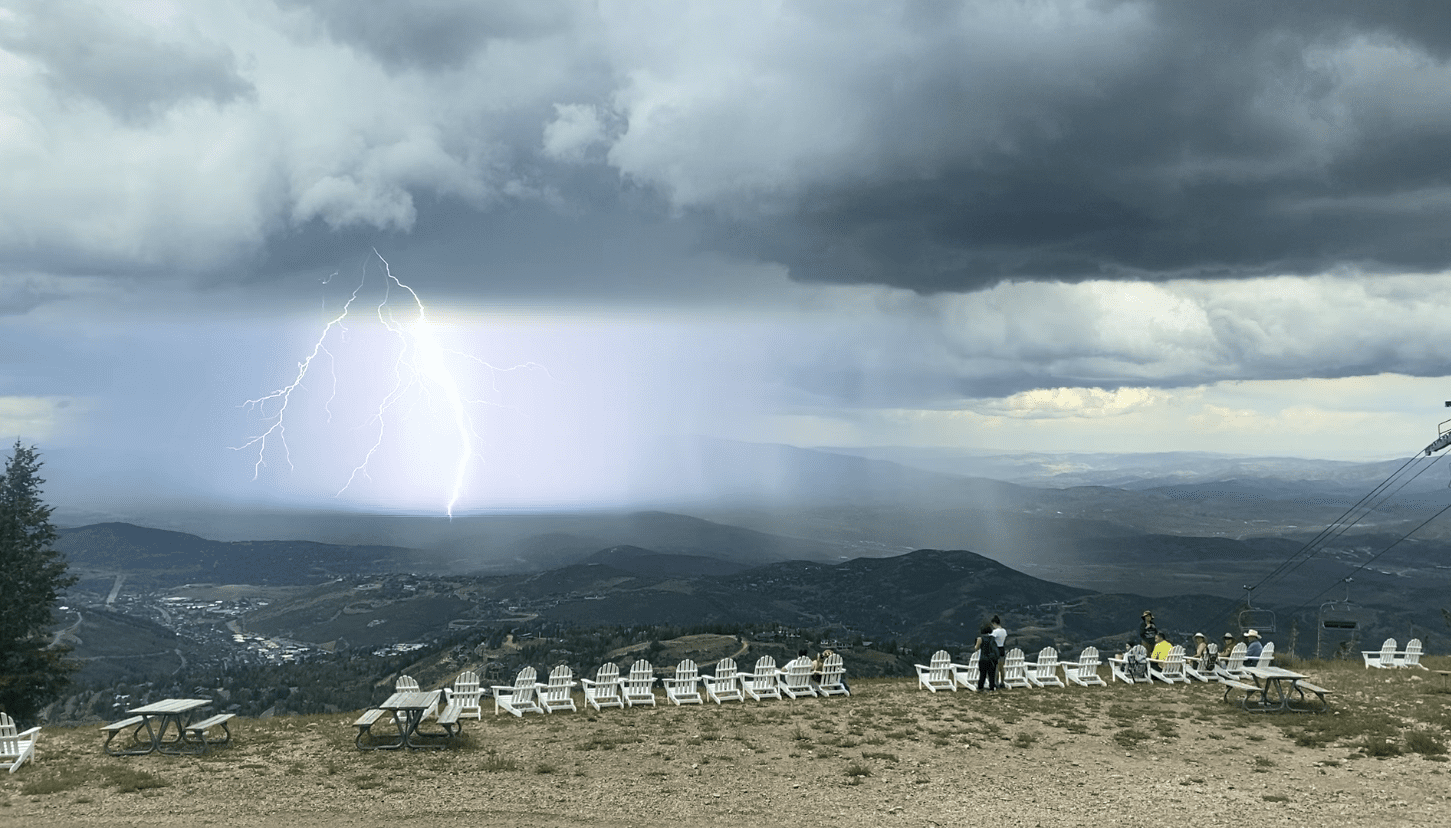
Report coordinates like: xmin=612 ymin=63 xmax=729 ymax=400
xmin=1221 ymin=667 xmax=1331 ymax=714
xmin=183 ymin=713 xmax=236 ymax=753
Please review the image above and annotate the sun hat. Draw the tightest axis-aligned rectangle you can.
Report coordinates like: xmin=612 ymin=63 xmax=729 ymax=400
xmin=1194 ymin=632 xmax=1205 ymax=638
xmin=1245 ymin=629 xmax=1260 ymax=639
xmin=1142 ymin=610 xmax=1153 ymax=617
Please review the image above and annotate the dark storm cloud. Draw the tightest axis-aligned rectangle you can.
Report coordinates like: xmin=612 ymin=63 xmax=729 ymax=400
xmin=693 ymin=1 xmax=1451 ymax=292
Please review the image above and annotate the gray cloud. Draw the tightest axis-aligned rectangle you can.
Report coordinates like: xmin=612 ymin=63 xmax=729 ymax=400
xmin=0 ymin=2 xmax=253 ymax=124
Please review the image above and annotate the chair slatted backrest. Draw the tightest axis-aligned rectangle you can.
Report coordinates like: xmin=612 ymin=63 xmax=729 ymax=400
xmin=1028 ymin=646 xmax=1064 ymax=687
xmin=1401 ymin=638 xmax=1424 ymax=668
xmin=0 ymin=713 xmax=19 ymax=759
xmin=955 ymin=650 xmax=980 ymax=689
xmin=817 ymin=653 xmax=849 ymax=696
xmin=395 ymin=675 xmax=420 ymax=692
xmin=1074 ymin=646 xmax=1105 ymax=686
xmin=582 ymin=663 xmax=624 ymax=710
xmin=1215 ymin=642 xmax=1248 ymax=679
xmin=540 ymin=665 xmax=577 ymax=712
xmin=778 ymin=657 xmax=817 ymax=698
xmin=1258 ymin=641 xmax=1275 ymax=666
xmin=665 ymin=659 xmax=703 ymax=705
xmin=1154 ymin=644 xmax=1188 ymax=683
xmin=622 ymin=660 xmax=657 ymax=706
xmin=1001 ymin=648 xmax=1030 ymax=688
xmin=743 ymin=656 xmax=782 ymax=700
xmin=452 ymin=671 xmax=482 ymax=719
xmin=704 ymin=657 xmax=744 ymax=703
xmin=916 ymin=649 xmax=956 ymax=692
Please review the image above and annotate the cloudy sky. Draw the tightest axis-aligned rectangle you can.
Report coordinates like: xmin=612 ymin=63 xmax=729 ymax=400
xmin=6 ymin=0 xmax=1451 ymax=515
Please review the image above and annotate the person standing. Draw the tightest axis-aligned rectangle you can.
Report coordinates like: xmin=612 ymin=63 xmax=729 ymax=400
xmin=975 ymin=623 xmax=1000 ymax=691
xmin=1139 ymin=611 xmax=1159 ymax=651
xmin=991 ymin=616 xmax=1008 ymax=687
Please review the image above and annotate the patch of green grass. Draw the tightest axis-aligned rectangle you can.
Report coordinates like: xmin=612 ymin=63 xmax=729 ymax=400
xmin=534 ymin=761 xmax=558 ymax=774
xmin=843 ymin=761 xmax=872 ymax=778
xmin=1011 ymin=730 xmax=1039 ymax=749
xmin=860 ymin=751 xmax=899 ymax=763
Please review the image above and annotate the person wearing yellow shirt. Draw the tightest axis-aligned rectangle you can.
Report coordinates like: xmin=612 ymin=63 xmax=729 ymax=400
xmin=1150 ymin=631 xmax=1173 ymax=663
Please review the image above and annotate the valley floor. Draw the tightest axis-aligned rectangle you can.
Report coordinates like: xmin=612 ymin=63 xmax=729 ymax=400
xmin=3 ymin=660 xmax=1449 ymax=827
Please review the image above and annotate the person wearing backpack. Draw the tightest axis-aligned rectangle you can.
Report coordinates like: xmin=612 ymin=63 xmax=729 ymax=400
xmin=975 ymin=623 xmax=1001 ymax=691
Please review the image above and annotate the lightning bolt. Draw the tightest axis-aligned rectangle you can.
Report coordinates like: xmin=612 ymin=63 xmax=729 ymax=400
xmin=233 ymin=250 xmax=546 ymax=517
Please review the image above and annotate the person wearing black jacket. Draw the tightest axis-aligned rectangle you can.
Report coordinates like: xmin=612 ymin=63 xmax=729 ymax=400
xmin=1139 ymin=611 xmax=1159 ymax=651
xmin=975 ymin=623 xmax=1001 ymax=691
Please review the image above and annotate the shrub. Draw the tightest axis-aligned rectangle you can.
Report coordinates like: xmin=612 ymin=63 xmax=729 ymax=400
xmin=1405 ymin=730 xmax=1447 ymax=757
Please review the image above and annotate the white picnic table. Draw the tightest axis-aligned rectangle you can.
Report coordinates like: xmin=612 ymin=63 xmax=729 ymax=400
xmin=103 ymin=698 xmax=212 ymax=755
xmin=374 ymin=690 xmax=449 ymax=750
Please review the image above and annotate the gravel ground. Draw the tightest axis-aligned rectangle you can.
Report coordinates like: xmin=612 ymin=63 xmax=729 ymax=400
xmin=3 ymin=665 xmax=1448 ymax=827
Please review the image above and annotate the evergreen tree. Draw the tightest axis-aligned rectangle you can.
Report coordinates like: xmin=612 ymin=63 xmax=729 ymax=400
xmin=0 ymin=441 xmax=77 ymax=722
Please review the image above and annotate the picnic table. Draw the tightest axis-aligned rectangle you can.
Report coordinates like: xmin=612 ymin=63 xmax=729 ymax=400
xmin=102 ymin=698 xmax=223 ymax=755
xmin=1225 ymin=666 xmax=1331 ymax=713
xmin=357 ymin=690 xmax=451 ymax=750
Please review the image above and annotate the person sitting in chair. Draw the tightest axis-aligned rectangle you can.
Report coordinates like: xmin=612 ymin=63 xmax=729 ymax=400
xmin=1150 ymin=631 xmax=1173 ymax=663
xmin=1243 ymin=629 xmax=1264 ymax=667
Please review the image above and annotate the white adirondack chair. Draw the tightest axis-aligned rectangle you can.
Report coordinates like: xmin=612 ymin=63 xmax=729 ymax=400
xmin=395 ymin=674 xmax=438 ymax=719
xmin=1363 ymin=638 xmax=1397 ymax=668
xmin=1110 ymin=645 xmax=1153 ymax=684
xmin=1213 ymin=643 xmax=1249 ymax=682
xmin=1395 ymin=638 xmax=1427 ymax=670
xmin=1148 ymin=644 xmax=1190 ymax=684
xmin=915 ymin=649 xmax=957 ymax=692
xmin=702 ymin=657 xmax=744 ymax=703
xmin=778 ymin=656 xmax=818 ymax=699
xmin=1256 ymin=641 xmax=1275 ymax=667
xmin=537 ymin=665 xmax=578 ymax=713
xmin=581 ymin=663 xmax=625 ymax=711
xmin=1000 ymin=648 xmax=1031 ymax=689
xmin=817 ymin=653 xmax=850 ymax=697
xmin=1026 ymin=647 xmax=1066 ymax=688
xmin=1061 ymin=646 xmax=1105 ymax=687
xmin=1184 ymin=643 xmax=1217 ymax=682
xmin=742 ymin=656 xmax=783 ymax=701
xmin=1 ymin=713 xmax=40 ymax=774
xmin=953 ymin=650 xmax=981 ymax=691
xmin=451 ymin=671 xmax=483 ymax=719
xmin=621 ymin=660 xmax=658 ymax=707
xmin=492 ymin=666 xmax=545 ymax=716
xmin=664 ymin=659 xmax=704 ymax=705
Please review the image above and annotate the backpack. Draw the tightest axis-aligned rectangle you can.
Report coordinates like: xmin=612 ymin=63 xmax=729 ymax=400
xmin=978 ymin=636 xmax=999 ymax=661
xmin=1126 ymin=646 xmax=1148 ymax=679
xmin=1203 ymin=642 xmax=1219 ymax=671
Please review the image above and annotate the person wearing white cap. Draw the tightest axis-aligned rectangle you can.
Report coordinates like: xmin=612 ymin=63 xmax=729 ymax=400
xmin=1244 ymin=629 xmax=1264 ymax=667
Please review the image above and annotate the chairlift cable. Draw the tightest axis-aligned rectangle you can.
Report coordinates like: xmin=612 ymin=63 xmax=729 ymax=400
xmin=1198 ymin=447 xmax=1443 ymax=635
xmin=1259 ymin=452 xmax=1447 ymax=589
xmin=1244 ymin=452 xmax=1433 ymax=596
xmin=1279 ymin=497 xmax=1451 ymax=622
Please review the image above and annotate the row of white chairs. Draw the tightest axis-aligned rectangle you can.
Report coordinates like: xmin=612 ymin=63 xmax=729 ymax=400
xmin=915 ymin=641 xmax=1284 ymax=692
xmin=916 ymin=646 xmax=1105 ymax=691
xmin=1362 ymin=638 xmax=1426 ymax=669
xmin=483 ymin=654 xmax=849 ymax=717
